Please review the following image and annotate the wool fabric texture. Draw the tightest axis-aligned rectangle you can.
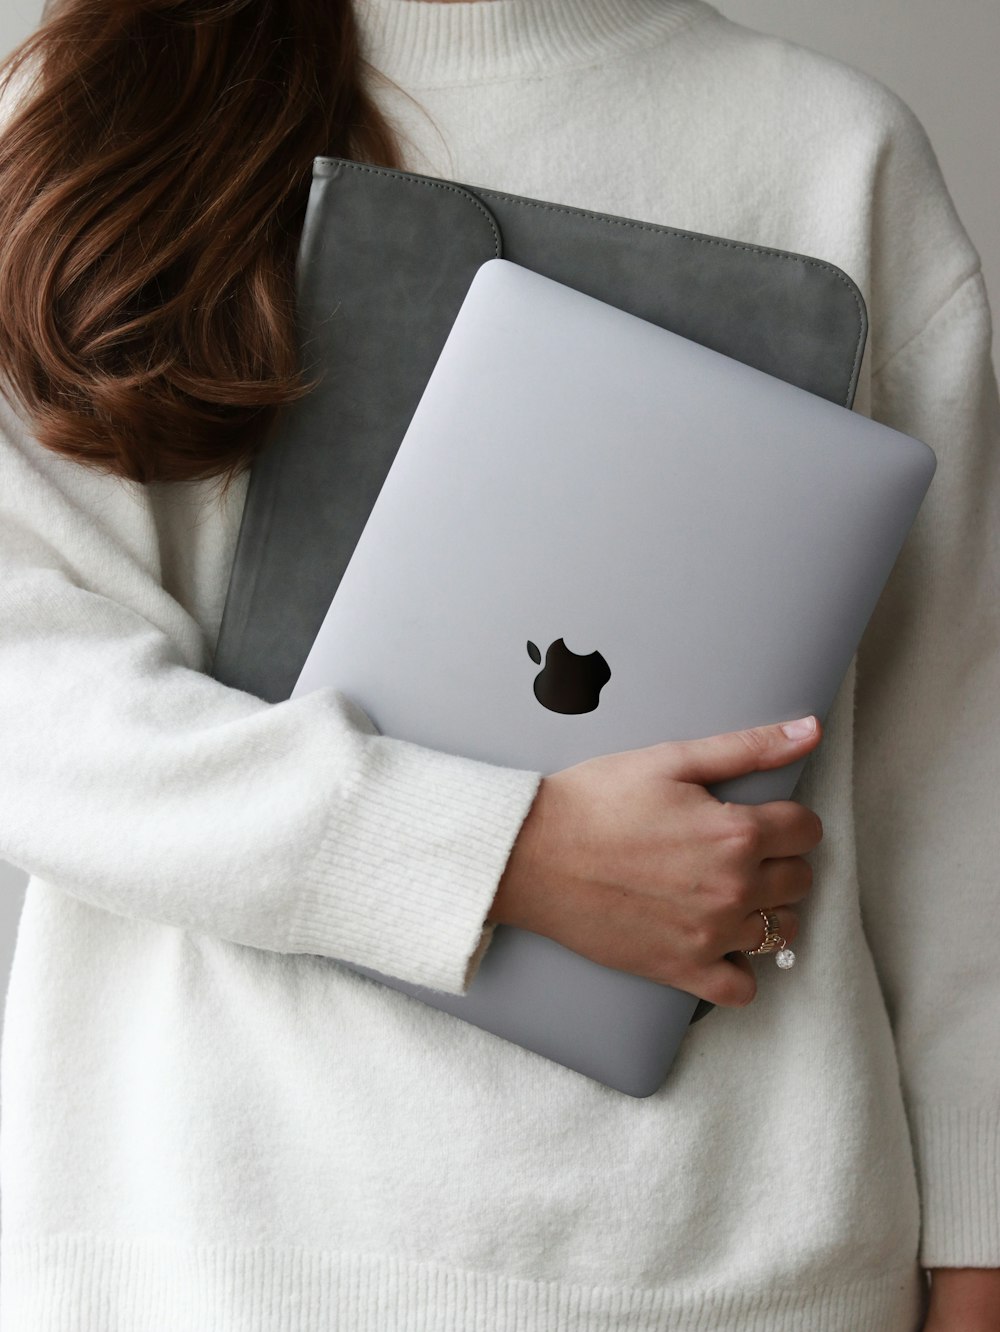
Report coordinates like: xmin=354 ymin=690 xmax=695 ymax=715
xmin=1 ymin=1 xmax=999 ymax=1328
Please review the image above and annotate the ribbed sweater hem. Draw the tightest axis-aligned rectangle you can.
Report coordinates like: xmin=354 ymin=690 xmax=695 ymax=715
xmin=0 ymin=1235 xmax=929 ymax=1331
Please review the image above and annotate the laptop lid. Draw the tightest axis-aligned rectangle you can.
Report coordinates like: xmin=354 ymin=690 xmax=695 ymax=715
xmin=290 ymin=257 xmax=935 ymax=1095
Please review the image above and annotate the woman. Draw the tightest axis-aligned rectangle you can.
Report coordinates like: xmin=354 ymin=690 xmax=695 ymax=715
xmin=0 ymin=0 xmax=997 ymax=1327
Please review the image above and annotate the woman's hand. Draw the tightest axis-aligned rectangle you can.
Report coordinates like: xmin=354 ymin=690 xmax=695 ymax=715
xmin=922 ymin=1267 xmax=1000 ymax=1331
xmin=489 ymin=716 xmax=824 ymax=1007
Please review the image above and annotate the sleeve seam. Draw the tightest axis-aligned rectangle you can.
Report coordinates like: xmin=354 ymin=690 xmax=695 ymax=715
xmin=871 ymin=267 xmax=983 ymax=379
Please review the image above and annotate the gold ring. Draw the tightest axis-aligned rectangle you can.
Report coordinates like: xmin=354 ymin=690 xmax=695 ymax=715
xmin=743 ymin=909 xmax=785 ymax=955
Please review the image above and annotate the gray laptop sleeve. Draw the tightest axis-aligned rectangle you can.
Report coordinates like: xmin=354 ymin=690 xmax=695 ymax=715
xmin=208 ymin=157 xmax=869 ymax=1082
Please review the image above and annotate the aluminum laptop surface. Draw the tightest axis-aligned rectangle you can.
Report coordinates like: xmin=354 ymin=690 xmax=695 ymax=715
xmin=290 ymin=257 xmax=936 ymax=1097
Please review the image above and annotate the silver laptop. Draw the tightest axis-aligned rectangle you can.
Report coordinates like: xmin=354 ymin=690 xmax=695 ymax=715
xmin=290 ymin=257 xmax=936 ymax=1097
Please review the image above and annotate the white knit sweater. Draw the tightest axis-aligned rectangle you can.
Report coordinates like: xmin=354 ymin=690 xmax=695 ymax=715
xmin=1 ymin=1 xmax=998 ymax=1328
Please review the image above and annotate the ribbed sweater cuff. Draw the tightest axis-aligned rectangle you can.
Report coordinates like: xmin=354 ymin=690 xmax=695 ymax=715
xmin=287 ymin=732 xmax=542 ymax=995
xmin=909 ymin=1104 xmax=1000 ymax=1266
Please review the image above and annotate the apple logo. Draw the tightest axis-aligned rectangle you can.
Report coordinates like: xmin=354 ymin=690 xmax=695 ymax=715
xmin=527 ymin=638 xmax=611 ymax=714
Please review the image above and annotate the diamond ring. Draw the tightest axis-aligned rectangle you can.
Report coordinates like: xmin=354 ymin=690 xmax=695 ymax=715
xmin=742 ymin=909 xmax=796 ymax=969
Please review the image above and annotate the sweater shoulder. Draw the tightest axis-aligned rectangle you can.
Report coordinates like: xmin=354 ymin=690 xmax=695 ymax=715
xmin=683 ymin=11 xmax=982 ymax=349
xmin=697 ymin=10 xmax=940 ymax=154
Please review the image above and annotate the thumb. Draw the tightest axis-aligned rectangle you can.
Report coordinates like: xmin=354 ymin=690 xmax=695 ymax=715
xmin=661 ymin=715 xmax=822 ymax=787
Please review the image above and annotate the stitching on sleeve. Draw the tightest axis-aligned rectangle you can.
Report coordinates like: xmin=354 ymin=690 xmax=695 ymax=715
xmin=872 ymin=268 xmax=984 ymax=379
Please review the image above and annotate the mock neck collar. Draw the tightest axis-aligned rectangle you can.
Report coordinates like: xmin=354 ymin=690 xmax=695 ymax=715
xmin=352 ymin=0 xmax=715 ymax=88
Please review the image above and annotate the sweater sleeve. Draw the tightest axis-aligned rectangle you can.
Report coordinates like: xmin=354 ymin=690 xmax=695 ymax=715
xmin=0 ymin=398 xmax=542 ymax=996
xmin=853 ymin=267 xmax=1000 ymax=1268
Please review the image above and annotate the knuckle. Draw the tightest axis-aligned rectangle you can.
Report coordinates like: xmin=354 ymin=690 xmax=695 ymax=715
xmin=704 ymin=870 xmax=749 ymax=912
xmin=686 ymin=921 xmax=720 ymax=959
xmin=659 ymin=738 xmax=692 ymax=776
xmin=736 ymin=726 xmax=770 ymax=758
xmin=719 ymin=807 xmax=761 ymax=856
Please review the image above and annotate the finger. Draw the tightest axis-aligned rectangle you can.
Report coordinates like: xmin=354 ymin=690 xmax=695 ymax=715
xmin=695 ymin=951 xmax=758 ymax=1008
xmin=660 ymin=716 xmax=823 ymax=787
xmin=734 ymin=904 xmax=799 ymax=955
xmin=751 ymin=855 xmax=814 ymax=910
xmin=735 ymin=800 xmax=824 ymax=861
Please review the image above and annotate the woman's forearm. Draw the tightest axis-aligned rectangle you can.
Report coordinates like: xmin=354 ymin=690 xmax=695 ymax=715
xmin=923 ymin=1267 xmax=1000 ymax=1331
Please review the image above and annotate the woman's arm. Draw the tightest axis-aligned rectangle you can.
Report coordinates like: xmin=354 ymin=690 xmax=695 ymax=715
xmin=854 ymin=265 xmax=1000 ymax=1275
xmin=924 ymin=1267 xmax=1000 ymax=1331
xmin=0 ymin=392 xmax=541 ymax=995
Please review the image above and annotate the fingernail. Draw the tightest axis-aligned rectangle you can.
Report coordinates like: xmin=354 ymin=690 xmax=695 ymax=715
xmin=781 ymin=715 xmax=817 ymax=739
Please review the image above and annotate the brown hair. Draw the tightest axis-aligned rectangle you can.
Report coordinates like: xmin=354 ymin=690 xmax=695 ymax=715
xmin=0 ymin=0 xmax=408 ymax=497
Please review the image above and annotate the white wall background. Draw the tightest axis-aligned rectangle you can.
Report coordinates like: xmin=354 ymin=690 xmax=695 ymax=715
xmin=0 ymin=0 xmax=998 ymax=1045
